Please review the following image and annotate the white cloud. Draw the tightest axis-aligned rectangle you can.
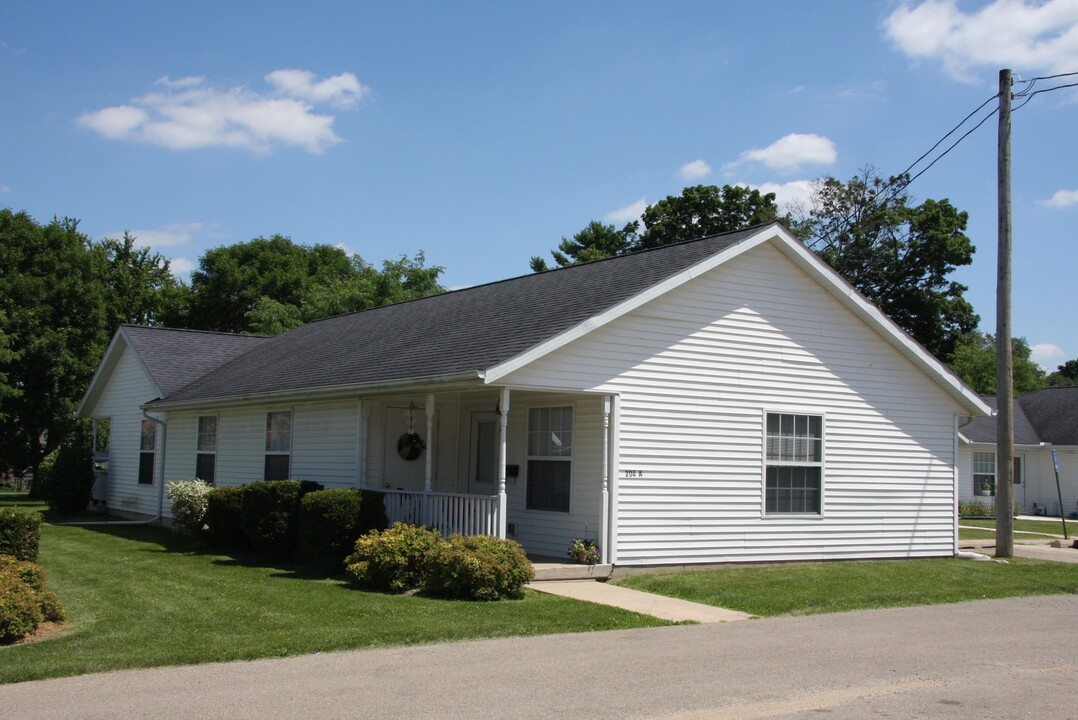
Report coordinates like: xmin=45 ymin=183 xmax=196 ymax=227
xmin=1039 ymin=188 xmax=1078 ymax=207
xmin=1031 ymin=342 xmax=1066 ymax=369
xmin=739 ymin=180 xmax=815 ymax=212
xmin=885 ymin=0 xmax=1078 ymax=82
xmin=677 ymin=159 xmax=712 ymax=181
xmin=0 ymin=185 xmax=10 ymax=193
xmin=125 ymin=222 xmax=204 ymax=248
xmin=603 ymin=198 xmax=648 ymax=225
xmin=169 ymin=257 xmax=196 ymax=275
xmin=78 ymin=70 xmax=369 ymax=154
xmin=729 ymin=133 xmax=837 ymax=172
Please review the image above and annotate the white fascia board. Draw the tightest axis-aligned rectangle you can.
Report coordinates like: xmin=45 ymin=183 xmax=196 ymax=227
xmin=765 ymin=228 xmax=992 ymax=417
xmin=482 ymin=225 xmax=778 ymax=384
xmin=75 ymin=328 xmax=164 ymax=417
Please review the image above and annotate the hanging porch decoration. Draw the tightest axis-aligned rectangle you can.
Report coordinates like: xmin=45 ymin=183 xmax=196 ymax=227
xmin=397 ymin=401 xmax=425 ymax=461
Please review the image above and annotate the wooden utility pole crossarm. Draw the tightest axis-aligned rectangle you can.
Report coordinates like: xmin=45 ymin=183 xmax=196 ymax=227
xmin=995 ymin=68 xmax=1014 ymax=558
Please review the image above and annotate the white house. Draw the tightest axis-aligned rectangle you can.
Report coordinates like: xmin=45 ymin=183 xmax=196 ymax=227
xmin=958 ymin=388 xmax=1078 ymax=517
xmin=77 ymin=223 xmax=991 ymax=566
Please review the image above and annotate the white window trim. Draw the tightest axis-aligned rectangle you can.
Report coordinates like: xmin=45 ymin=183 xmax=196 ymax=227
xmin=972 ymin=450 xmax=997 ymax=497
xmin=524 ymin=403 xmax=575 ymax=515
xmin=196 ymin=414 xmax=218 ymax=484
xmin=264 ymin=409 xmax=294 ymax=480
xmin=760 ymin=408 xmax=826 ymax=519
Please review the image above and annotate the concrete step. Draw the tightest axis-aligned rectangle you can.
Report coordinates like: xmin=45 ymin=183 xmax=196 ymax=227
xmin=531 ymin=562 xmax=612 ymax=581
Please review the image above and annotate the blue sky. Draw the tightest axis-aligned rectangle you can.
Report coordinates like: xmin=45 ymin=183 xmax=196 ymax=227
xmin=2 ymin=1 xmax=1076 ymax=369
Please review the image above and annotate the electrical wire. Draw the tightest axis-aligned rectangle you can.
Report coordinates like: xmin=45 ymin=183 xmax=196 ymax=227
xmin=1013 ymin=80 xmax=1078 ymax=111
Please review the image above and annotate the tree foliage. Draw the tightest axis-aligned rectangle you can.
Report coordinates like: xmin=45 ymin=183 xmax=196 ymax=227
xmin=1046 ymin=359 xmax=1078 ymax=387
xmin=947 ymin=332 xmax=1047 ymax=396
xmin=802 ymin=169 xmax=979 ymax=361
xmin=530 ymin=185 xmax=783 ymax=271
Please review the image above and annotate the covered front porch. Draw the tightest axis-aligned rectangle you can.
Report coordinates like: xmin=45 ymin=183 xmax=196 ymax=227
xmin=365 ymin=386 xmax=619 ymax=563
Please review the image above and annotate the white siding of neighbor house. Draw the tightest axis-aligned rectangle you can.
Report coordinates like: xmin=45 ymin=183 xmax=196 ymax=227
xmin=500 ymin=242 xmax=967 ymax=565
xmin=960 ymin=444 xmax=1078 ymax=517
xmin=84 ymin=343 xmax=165 ymax=516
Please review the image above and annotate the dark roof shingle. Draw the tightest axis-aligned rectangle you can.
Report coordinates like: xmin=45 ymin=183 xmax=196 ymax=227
xmin=962 ymin=387 xmax=1078 ymax=446
xmin=121 ymin=325 xmax=269 ymax=397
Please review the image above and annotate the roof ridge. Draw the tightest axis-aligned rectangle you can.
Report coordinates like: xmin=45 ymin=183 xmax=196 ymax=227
xmin=121 ymin=324 xmax=270 ymax=339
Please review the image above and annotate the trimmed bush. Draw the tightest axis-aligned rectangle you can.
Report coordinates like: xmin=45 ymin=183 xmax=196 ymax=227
xmin=241 ymin=480 xmax=302 ymax=556
xmin=298 ymin=480 xmax=325 ymax=497
xmin=358 ymin=490 xmax=388 ymax=533
xmin=167 ymin=479 xmax=212 ymax=536
xmin=29 ymin=449 xmax=59 ymax=501
xmin=299 ymin=489 xmax=364 ymax=565
xmin=0 ymin=507 xmax=42 ymax=562
xmin=345 ymin=523 xmax=443 ymax=593
xmin=0 ymin=555 xmax=64 ymax=644
xmin=47 ymin=432 xmax=95 ymax=515
xmin=424 ymin=534 xmax=534 ymax=601
xmin=205 ymin=485 xmax=247 ymax=549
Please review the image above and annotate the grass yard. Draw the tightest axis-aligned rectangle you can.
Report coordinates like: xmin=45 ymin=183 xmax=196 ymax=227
xmin=614 ymin=557 xmax=1078 ymax=618
xmin=959 ymin=517 xmax=1073 ymax=541
xmin=0 ymin=509 xmax=666 ymax=684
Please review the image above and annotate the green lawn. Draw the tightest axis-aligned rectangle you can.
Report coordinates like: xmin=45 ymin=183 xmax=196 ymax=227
xmin=0 ymin=507 xmax=665 ymax=684
xmin=614 ymin=557 xmax=1078 ymax=617
xmin=959 ymin=517 xmax=1073 ymax=541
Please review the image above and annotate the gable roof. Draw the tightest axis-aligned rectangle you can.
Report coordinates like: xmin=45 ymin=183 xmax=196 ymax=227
xmin=960 ymin=387 xmax=1078 ymax=446
xmin=77 ymin=325 xmax=268 ymax=416
xmin=134 ymin=222 xmax=987 ymax=416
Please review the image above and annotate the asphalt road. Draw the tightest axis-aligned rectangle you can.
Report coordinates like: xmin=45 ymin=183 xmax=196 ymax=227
xmin=3 ymin=595 xmax=1076 ymax=719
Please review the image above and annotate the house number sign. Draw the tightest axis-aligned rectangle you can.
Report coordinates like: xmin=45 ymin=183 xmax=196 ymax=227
xmin=624 ymin=470 xmax=644 ymax=477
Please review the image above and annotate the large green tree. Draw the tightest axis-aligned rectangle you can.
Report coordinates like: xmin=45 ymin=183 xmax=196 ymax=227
xmin=93 ymin=232 xmax=185 ymax=330
xmin=529 ymin=221 xmax=635 ymax=272
xmin=947 ymin=332 xmax=1047 ymax=395
xmin=1046 ymin=359 xmax=1078 ymax=387
xmin=803 ymin=169 xmax=978 ymax=361
xmin=184 ymin=236 xmax=445 ymax=335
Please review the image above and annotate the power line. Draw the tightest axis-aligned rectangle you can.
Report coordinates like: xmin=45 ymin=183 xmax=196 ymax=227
xmin=1013 ymin=80 xmax=1078 ymax=111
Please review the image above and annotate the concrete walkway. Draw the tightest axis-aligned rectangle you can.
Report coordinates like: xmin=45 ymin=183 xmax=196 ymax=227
xmin=959 ymin=538 xmax=1078 ymax=564
xmin=527 ymin=579 xmax=753 ymax=623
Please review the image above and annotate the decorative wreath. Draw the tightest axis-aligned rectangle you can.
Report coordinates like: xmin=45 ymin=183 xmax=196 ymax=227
xmin=397 ymin=432 xmax=425 ymax=461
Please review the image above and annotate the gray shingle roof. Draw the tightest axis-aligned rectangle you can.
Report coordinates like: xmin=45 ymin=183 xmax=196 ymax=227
xmin=121 ymin=325 xmax=269 ymax=397
xmin=962 ymin=387 xmax=1078 ymax=446
xmin=158 ymin=224 xmax=769 ymax=405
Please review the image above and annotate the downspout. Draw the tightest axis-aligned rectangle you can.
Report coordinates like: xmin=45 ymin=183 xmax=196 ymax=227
xmin=56 ymin=411 xmax=167 ymax=527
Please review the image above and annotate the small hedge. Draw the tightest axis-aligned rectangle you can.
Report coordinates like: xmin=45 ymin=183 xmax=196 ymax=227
xmin=424 ymin=534 xmax=533 ymax=601
xmin=205 ymin=485 xmax=247 ymax=549
xmin=358 ymin=490 xmax=388 ymax=533
xmin=241 ymin=480 xmax=302 ymax=556
xmin=299 ymin=489 xmax=364 ymax=564
xmin=345 ymin=523 xmax=443 ymax=592
xmin=0 ymin=555 xmax=66 ymax=644
xmin=167 ymin=479 xmax=212 ymax=536
xmin=0 ymin=507 xmax=42 ymax=562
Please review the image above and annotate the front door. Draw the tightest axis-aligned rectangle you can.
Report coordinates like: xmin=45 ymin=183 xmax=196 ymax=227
xmin=383 ymin=405 xmax=437 ymax=491
xmin=468 ymin=412 xmax=498 ymax=495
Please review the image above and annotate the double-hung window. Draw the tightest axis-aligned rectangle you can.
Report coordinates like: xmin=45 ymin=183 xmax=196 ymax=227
xmin=264 ymin=411 xmax=292 ymax=481
xmin=526 ymin=406 xmax=573 ymax=513
xmin=197 ymin=415 xmax=218 ymax=485
xmin=138 ymin=418 xmax=156 ymax=485
xmin=973 ymin=451 xmax=996 ymax=496
xmin=765 ymin=413 xmax=823 ymax=515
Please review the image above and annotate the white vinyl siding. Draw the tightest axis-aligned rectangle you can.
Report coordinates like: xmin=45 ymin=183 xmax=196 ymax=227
xmin=501 ymin=242 xmax=965 ymax=565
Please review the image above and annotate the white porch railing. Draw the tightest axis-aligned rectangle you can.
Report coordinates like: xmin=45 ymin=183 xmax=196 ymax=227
xmin=382 ymin=489 xmax=501 ymax=538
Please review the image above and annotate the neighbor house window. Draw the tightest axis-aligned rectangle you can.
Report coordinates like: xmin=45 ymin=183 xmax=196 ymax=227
xmin=765 ymin=413 xmax=823 ymax=514
xmin=139 ymin=418 xmax=156 ymax=485
xmin=264 ymin=411 xmax=292 ymax=480
xmin=197 ymin=415 xmax=218 ymax=485
xmin=526 ymin=406 xmax=573 ymax=512
xmin=973 ymin=451 xmax=996 ymax=496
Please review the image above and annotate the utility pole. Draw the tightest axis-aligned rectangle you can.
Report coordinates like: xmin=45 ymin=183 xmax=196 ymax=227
xmin=995 ymin=68 xmax=1014 ymax=558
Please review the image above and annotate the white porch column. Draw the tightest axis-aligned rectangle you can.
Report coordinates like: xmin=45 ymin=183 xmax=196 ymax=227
xmin=608 ymin=394 xmax=620 ymax=564
xmin=600 ymin=396 xmax=611 ymax=564
xmin=357 ymin=399 xmax=368 ymax=489
xmin=497 ymin=387 xmax=510 ymax=539
xmin=424 ymin=394 xmax=435 ymax=526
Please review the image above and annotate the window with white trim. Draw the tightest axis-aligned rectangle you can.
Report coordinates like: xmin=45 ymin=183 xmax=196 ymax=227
xmin=196 ymin=415 xmax=217 ymax=485
xmin=973 ymin=451 xmax=996 ymax=496
xmin=526 ymin=406 xmax=573 ymax=513
xmin=264 ymin=411 xmax=292 ymax=481
xmin=765 ymin=413 xmax=822 ymax=514
xmin=138 ymin=418 xmax=156 ymax=485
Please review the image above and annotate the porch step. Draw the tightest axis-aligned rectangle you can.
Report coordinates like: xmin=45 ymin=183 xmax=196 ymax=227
xmin=531 ymin=562 xmax=612 ymax=581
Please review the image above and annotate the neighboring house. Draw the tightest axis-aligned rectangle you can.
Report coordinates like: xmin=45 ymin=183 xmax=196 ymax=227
xmin=958 ymin=387 xmax=1078 ymax=517
xmin=78 ymin=223 xmax=990 ymax=566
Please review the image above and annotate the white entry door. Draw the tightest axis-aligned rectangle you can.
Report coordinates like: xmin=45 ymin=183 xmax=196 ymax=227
xmin=383 ymin=406 xmax=437 ymax=491
xmin=468 ymin=412 xmax=498 ymax=495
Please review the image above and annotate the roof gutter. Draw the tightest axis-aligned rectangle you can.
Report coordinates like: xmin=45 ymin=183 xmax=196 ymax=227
xmin=144 ymin=370 xmax=486 ymax=412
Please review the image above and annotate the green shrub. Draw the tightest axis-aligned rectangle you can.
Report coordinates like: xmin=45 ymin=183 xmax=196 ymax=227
xmin=959 ymin=501 xmax=992 ymax=518
xmin=299 ymin=489 xmax=364 ymax=565
xmin=241 ymin=480 xmax=302 ymax=556
xmin=298 ymin=480 xmax=325 ymax=497
xmin=358 ymin=490 xmax=388 ymax=533
xmin=345 ymin=523 xmax=443 ymax=593
xmin=424 ymin=534 xmax=534 ymax=601
xmin=167 ymin=479 xmax=212 ymax=536
xmin=47 ymin=431 xmax=95 ymax=515
xmin=0 ymin=507 xmax=42 ymax=562
xmin=205 ymin=485 xmax=247 ymax=549
xmin=0 ymin=555 xmax=64 ymax=644
xmin=29 ymin=449 xmax=59 ymax=500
